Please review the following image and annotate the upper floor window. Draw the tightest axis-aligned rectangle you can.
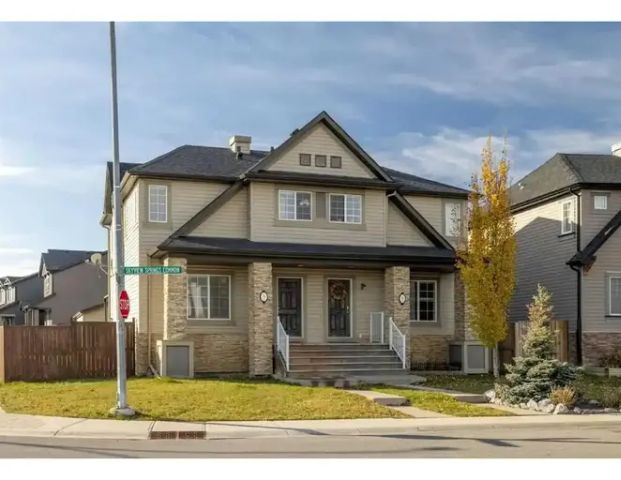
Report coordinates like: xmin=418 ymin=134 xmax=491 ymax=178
xmin=188 ymin=274 xmax=231 ymax=320
xmin=279 ymin=190 xmax=312 ymax=221
xmin=444 ymin=202 xmax=462 ymax=237
xmin=561 ymin=200 xmax=574 ymax=234
xmin=44 ymin=274 xmax=53 ymax=297
xmin=410 ymin=280 xmax=437 ymax=322
xmin=609 ymin=274 xmax=621 ymax=316
xmin=6 ymin=287 xmax=15 ymax=304
xmin=594 ymin=194 xmax=608 ymax=211
xmin=0 ymin=288 xmax=5 ymax=305
xmin=329 ymin=193 xmax=362 ymax=224
xmin=148 ymin=185 xmax=168 ymax=223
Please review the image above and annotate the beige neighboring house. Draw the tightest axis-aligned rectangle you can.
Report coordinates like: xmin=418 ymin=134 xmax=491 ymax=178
xmin=72 ymin=303 xmax=106 ymax=323
xmin=510 ymin=143 xmax=621 ymax=366
xmin=101 ymin=111 xmax=478 ymax=378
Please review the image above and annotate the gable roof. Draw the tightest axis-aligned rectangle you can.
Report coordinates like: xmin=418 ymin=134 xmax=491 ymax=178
xmin=1 ymin=272 xmax=38 ymax=285
xmin=568 ymin=208 xmax=621 ymax=269
xmin=511 ymin=153 xmax=621 ymax=208
xmin=40 ymin=249 xmax=104 ymax=274
xmin=247 ymin=111 xmax=394 ymax=182
xmin=385 ymin=167 xmax=469 ymax=197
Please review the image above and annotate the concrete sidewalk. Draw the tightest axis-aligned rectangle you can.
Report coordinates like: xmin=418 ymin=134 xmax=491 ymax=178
xmin=1 ymin=410 xmax=621 ymax=440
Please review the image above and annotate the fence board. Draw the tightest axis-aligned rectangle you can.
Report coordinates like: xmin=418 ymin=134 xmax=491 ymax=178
xmin=0 ymin=322 xmax=134 ymax=382
xmin=513 ymin=320 xmax=569 ymax=362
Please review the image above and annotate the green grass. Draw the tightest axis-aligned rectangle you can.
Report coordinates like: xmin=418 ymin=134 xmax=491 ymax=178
xmin=422 ymin=373 xmax=621 ymax=408
xmin=0 ymin=377 xmax=407 ymax=422
xmin=368 ymin=386 xmax=511 ymax=417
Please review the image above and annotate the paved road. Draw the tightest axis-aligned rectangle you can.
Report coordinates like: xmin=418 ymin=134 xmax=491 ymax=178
xmin=1 ymin=423 xmax=621 ymax=458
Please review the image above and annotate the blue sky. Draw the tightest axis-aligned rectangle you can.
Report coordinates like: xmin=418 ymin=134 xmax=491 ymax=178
xmin=1 ymin=22 xmax=621 ymax=275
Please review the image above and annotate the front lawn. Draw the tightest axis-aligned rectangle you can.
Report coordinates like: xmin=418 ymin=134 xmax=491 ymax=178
xmin=423 ymin=373 xmax=621 ymax=408
xmin=0 ymin=377 xmax=406 ymax=422
xmin=369 ymin=386 xmax=510 ymax=417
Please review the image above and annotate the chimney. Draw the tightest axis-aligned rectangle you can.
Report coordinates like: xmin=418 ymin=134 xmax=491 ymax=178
xmin=612 ymin=142 xmax=621 ymax=157
xmin=229 ymin=135 xmax=252 ymax=156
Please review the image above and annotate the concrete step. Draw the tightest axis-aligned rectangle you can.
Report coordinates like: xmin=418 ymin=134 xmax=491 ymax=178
xmin=290 ymin=344 xmax=390 ymax=351
xmin=290 ymin=361 xmax=403 ymax=369
xmin=290 ymin=355 xmax=400 ymax=365
xmin=289 ymin=367 xmax=407 ymax=377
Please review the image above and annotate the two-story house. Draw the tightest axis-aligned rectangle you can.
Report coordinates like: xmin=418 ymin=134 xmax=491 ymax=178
xmin=23 ymin=249 xmax=108 ymax=326
xmin=0 ymin=273 xmax=43 ymax=325
xmin=510 ymin=144 xmax=621 ymax=366
xmin=102 ymin=111 xmax=474 ymax=378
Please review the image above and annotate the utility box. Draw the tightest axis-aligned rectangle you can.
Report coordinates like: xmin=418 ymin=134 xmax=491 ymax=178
xmin=157 ymin=340 xmax=194 ymax=378
xmin=449 ymin=341 xmax=490 ymax=374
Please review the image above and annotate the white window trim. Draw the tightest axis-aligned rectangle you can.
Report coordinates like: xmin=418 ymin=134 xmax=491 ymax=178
xmin=187 ymin=274 xmax=232 ymax=321
xmin=6 ymin=286 xmax=15 ymax=304
xmin=278 ymin=190 xmax=313 ymax=222
xmin=148 ymin=184 xmax=168 ymax=223
xmin=276 ymin=276 xmax=304 ymax=339
xmin=0 ymin=288 xmax=5 ymax=305
xmin=608 ymin=273 xmax=621 ymax=316
xmin=561 ymin=199 xmax=574 ymax=235
xmin=328 ymin=193 xmax=363 ymax=224
xmin=410 ymin=279 xmax=438 ymax=323
xmin=43 ymin=274 xmax=53 ymax=297
xmin=594 ymin=194 xmax=608 ymax=210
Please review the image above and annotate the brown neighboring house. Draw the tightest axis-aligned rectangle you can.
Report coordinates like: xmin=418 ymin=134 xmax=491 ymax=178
xmin=101 ymin=111 xmax=481 ymax=378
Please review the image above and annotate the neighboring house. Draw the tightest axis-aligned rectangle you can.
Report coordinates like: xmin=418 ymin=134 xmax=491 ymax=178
xmin=0 ymin=273 xmax=43 ymax=325
xmin=510 ymin=143 xmax=621 ymax=366
xmin=101 ymin=111 xmax=474 ymax=378
xmin=24 ymin=249 xmax=108 ymax=326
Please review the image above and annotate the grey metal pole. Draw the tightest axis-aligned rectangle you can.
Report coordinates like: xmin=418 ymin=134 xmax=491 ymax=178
xmin=109 ymin=21 xmax=133 ymax=416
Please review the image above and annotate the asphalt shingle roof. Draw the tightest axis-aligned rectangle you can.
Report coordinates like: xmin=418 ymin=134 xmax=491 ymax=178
xmin=41 ymin=249 xmax=104 ymax=273
xmin=510 ymin=153 xmax=621 ymax=207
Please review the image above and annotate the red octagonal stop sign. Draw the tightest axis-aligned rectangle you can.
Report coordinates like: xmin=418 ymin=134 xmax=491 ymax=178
xmin=119 ymin=290 xmax=130 ymax=319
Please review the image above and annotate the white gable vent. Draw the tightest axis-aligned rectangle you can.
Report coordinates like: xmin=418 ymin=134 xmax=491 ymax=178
xmin=157 ymin=340 xmax=194 ymax=378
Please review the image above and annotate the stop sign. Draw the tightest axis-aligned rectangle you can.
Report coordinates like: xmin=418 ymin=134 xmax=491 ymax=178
xmin=119 ymin=290 xmax=130 ymax=319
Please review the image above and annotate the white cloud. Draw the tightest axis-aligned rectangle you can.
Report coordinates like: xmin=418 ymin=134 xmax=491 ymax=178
xmin=0 ymin=240 xmax=39 ymax=277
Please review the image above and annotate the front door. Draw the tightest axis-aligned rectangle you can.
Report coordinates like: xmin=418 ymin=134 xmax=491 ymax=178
xmin=328 ymin=279 xmax=351 ymax=337
xmin=278 ymin=278 xmax=302 ymax=337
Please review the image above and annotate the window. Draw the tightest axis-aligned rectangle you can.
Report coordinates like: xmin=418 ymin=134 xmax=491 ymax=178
xmin=329 ymin=194 xmax=362 ymax=224
xmin=444 ymin=202 xmax=462 ymax=237
xmin=44 ymin=274 xmax=53 ymax=297
xmin=6 ymin=287 xmax=14 ymax=304
xmin=0 ymin=288 xmax=5 ymax=305
xmin=188 ymin=275 xmax=231 ymax=320
xmin=299 ymin=153 xmax=311 ymax=166
xmin=0 ymin=315 xmax=14 ymax=326
xmin=330 ymin=156 xmax=342 ymax=168
xmin=609 ymin=275 xmax=621 ymax=316
xmin=410 ymin=280 xmax=437 ymax=322
xmin=148 ymin=185 xmax=168 ymax=223
xmin=315 ymin=154 xmax=327 ymax=167
xmin=561 ymin=200 xmax=574 ymax=234
xmin=594 ymin=194 xmax=608 ymax=210
xmin=278 ymin=190 xmax=312 ymax=221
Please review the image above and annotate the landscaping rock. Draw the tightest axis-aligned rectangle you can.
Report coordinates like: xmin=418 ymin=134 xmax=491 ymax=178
xmin=573 ymin=407 xmax=582 ymax=414
xmin=543 ymin=404 xmax=556 ymax=414
xmin=538 ymin=399 xmax=552 ymax=410
xmin=604 ymin=408 xmax=618 ymax=414
xmin=553 ymin=404 xmax=569 ymax=415
xmin=588 ymin=399 xmax=602 ymax=408
xmin=484 ymin=389 xmax=496 ymax=402
xmin=527 ymin=399 xmax=538 ymax=410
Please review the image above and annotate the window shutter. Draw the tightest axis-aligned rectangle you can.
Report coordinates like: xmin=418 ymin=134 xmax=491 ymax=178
xmin=316 ymin=192 xmax=326 ymax=219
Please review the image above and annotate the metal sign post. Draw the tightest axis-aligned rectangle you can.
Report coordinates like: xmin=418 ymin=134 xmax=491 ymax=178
xmin=109 ymin=21 xmax=133 ymax=417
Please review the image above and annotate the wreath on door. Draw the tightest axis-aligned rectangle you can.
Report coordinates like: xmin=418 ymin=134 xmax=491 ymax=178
xmin=330 ymin=282 xmax=347 ymax=301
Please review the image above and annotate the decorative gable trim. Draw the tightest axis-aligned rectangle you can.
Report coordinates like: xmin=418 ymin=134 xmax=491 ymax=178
xmin=568 ymin=208 xmax=621 ymax=269
xmin=245 ymin=111 xmax=394 ymax=182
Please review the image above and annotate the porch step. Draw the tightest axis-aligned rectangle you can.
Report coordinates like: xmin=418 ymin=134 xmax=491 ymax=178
xmin=290 ymin=360 xmax=402 ymax=369
xmin=288 ymin=367 xmax=407 ymax=378
xmin=290 ymin=355 xmax=400 ymax=365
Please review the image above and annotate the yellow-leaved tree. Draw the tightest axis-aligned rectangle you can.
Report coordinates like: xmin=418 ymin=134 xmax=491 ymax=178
xmin=458 ymin=136 xmax=516 ymax=378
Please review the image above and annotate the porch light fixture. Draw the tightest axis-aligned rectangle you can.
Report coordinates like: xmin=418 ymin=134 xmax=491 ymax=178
xmin=399 ymin=292 xmax=407 ymax=305
xmin=259 ymin=291 xmax=269 ymax=303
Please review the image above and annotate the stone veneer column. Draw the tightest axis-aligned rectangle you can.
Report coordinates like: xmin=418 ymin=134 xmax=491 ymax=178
xmin=384 ymin=266 xmax=410 ymax=369
xmin=248 ymin=262 xmax=274 ymax=376
xmin=163 ymin=256 xmax=188 ymax=340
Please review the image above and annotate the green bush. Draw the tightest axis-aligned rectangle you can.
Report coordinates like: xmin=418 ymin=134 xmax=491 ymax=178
xmin=599 ymin=388 xmax=621 ymax=409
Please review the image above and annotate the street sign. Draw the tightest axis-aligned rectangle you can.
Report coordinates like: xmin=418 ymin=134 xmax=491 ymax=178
xmin=119 ymin=290 xmax=130 ymax=319
xmin=122 ymin=266 xmax=184 ymax=275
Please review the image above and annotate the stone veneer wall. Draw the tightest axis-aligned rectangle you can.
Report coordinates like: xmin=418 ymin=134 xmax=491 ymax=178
xmin=192 ymin=333 xmax=249 ymax=373
xmin=248 ymin=262 xmax=274 ymax=376
xmin=582 ymin=333 xmax=621 ymax=366
xmin=135 ymin=332 xmax=163 ymax=376
xmin=384 ymin=266 xmax=410 ymax=369
xmin=163 ymin=257 xmax=188 ymax=340
xmin=410 ymin=335 xmax=452 ymax=369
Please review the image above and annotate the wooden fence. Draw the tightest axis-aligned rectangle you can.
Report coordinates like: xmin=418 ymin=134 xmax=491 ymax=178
xmin=0 ymin=322 xmax=134 ymax=382
xmin=499 ymin=319 xmax=569 ymax=370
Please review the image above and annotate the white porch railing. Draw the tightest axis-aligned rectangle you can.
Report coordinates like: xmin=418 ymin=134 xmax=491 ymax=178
xmin=369 ymin=312 xmax=385 ymax=344
xmin=388 ymin=316 xmax=407 ymax=369
xmin=276 ymin=316 xmax=290 ymax=372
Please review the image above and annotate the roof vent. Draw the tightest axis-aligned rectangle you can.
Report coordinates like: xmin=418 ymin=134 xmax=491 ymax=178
xmin=612 ymin=142 xmax=621 ymax=157
xmin=229 ymin=135 xmax=251 ymax=156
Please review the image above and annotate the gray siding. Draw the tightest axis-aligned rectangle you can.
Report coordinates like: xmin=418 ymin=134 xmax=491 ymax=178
xmin=510 ymin=194 xmax=578 ymax=329
xmin=0 ymin=275 xmax=43 ymax=325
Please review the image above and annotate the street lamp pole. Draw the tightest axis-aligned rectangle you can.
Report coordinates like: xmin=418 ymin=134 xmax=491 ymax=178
xmin=109 ymin=21 xmax=133 ymax=417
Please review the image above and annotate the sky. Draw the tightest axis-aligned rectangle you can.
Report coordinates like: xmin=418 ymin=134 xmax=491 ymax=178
xmin=1 ymin=22 xmax=621 ymax=275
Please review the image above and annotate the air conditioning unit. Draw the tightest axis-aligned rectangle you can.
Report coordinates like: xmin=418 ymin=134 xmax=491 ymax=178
xmin=157 ymin=340 xmax=194 ymax=378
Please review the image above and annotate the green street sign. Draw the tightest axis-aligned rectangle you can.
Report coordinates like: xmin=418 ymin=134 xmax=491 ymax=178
xmin=123 ymin=266 xmax=184 ymax=275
